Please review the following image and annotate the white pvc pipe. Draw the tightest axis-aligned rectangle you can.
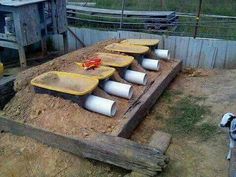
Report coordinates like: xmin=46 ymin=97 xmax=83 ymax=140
xmin=101 ymin=80 xmax=133 ymax=99
xmin=84 ymin=95 xmax=117 ymax=117
xmin=141 ymin=58 xmax=160 ymax=71
xmin=124 ymin=70 xmax=147 ymax=86
xmin=155 ymin=49 xmax=170 ymax=60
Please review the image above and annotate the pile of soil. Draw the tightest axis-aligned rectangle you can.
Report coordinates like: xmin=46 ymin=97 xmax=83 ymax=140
xmin=3 ymin=39 xmax=163 ymax=138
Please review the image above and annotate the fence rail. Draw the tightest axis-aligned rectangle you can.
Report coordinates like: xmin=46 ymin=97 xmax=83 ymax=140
xmin=66 ymin=4 xmax=236 ymax=40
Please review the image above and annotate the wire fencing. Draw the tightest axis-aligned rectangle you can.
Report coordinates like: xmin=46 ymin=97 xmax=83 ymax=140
xmin=67 ymin=0 xmax=236 ymax=40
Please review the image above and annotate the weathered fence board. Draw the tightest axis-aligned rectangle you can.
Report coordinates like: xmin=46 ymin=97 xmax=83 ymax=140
xmin=51 ymin=28 xmax=236 ymax=69
xmin=225 ymin=40 xmax=236 ymax=69
xmin=174 ymin=36 xmax=190 ymax=66
xmin=212 ymin=40 xmax=228 ymax=69
xmin=198 ymin=40 xmax=216 ymax=69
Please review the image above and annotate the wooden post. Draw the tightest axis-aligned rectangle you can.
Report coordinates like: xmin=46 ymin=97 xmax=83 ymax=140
xmin=18 ymin=45 xmax=27 ymax=68
xmin=63 ymin=32 xmax=68 ymax=53
xmin=160 ymin=0 xmax=164 ymax=10
xmin=41 ymin=37 xmax=47 ymax=56
xmin=120 ymin=0 xmax=126 ymax=29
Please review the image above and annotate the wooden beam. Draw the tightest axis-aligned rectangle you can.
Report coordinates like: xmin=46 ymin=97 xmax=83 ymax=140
xmin=112 ymin=60 xmax=182 ymax=138
xmin=125 ymin=131 xmax=172 ymax=177
xmin=0 ymin=41 xmax=18 ymax=49
xmin=18 ymin=45 xmax=27 ymax=68
xmin=0 ymin=33 xmax=16 ymax=42
xmin=63 ymin=32 xmax=68 ymax=53
xmin=149 ymin=131 xmax=172 ymax=153
xmin=0 ymin=116 xmax=169 ymax=176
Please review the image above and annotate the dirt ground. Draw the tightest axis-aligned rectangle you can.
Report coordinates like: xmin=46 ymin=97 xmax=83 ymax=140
xmin=0 ymin=67 xmax=234 ymax=177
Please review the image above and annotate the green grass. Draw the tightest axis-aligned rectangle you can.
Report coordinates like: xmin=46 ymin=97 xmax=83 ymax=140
xmin=70 ymin=0 xmax=236 ymax=39
xmin=162 ymin=90 xmax=182 ymax=103
xmin=73 ymin=0 xmax=236 ymax=16
xmin=164 ymin=95 xmax=218 ymax=140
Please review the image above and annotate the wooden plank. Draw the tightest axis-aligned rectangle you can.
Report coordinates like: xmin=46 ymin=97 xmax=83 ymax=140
xmin=229 ymin=147 xmax=236 ymax=177
xmin=17 ymin=5 xmax=42 ymax=46
xmin=112 ymin=60 xmax=182 ymax=138
xmin=0 ymin=33 xmax=16 ymax=42
xmin=224 ymin=40 xmax=236 ymax=69
xmin=0 ymin=40 xmax=18 ymax=49
xmin=185 ymin=38 xmax=203 ymax=68
xmin=0 ymin=116 xmax=168 ymax=176
xmin=164 ymin=36 xmax=176 ymax=58
xmin=125 ymin=131 xmax=172 ymax=177
xmin=197 ymin=40 xmax=216 ymax=69
xmin=56 ymin=0 xmax=67 ymax=34
xmin=212 ymin=40 xmax=228 ymax=69
xmin=174 ymin=36 xmax=190 ymax=65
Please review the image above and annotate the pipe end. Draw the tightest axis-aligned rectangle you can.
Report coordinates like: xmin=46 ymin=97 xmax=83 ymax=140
xmin=155 ymin=49 xmax=171 ymax=60
xmin=110 ymin=102 xmax=117 ymax=117
xmin=143 ymin=74 xmax=148 ymax=85
xmin=128 ymin=86 xmax=134 ymax=99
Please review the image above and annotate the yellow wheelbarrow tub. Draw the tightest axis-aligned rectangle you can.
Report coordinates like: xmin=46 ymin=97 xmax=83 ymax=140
xmin=105 ymin=43 xmax=149 ymax=54
xmin=121 ymin=39 xmax=160 ymax=47
xmin=96 ymin=52 xmax=134 ymax=68
xmin=71 ymin=63 xmax=116 ymax=80
xmin=31 ymin=71 xmax=99 ymax=96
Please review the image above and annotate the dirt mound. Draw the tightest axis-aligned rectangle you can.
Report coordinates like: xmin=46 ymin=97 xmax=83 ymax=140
xmin=3 ymin=39 xmax=155 ymax=138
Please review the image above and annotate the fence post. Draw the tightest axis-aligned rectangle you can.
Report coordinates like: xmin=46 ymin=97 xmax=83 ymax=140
xmin=120 ymin=0 xmax=126 ymax=29
xmin=193 ymin=0 xmax=203 ymax=38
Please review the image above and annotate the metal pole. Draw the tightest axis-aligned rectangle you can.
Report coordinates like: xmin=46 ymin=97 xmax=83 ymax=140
xmin=193 ymin=0 xmax=203 ymax=38
xmin=120 ymin=0 xmax=126 ymax=29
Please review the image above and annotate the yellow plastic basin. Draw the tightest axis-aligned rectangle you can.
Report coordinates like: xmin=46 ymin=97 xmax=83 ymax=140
xmin=96 ymin=52 xmax=134 ymax=67
xmin=121 ymin=39 xmax=160 ymax=46
xmin=31 ymin=71 xmax=99 ymax=96
xmin=105 ymin=43 xmax=149 ymax=54
xmin=70 ymin=63 xmax=116 ymax=80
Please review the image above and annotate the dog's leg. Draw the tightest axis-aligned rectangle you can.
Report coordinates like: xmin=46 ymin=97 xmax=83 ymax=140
xmin=228 ymin=136 xmax=235 ymax=160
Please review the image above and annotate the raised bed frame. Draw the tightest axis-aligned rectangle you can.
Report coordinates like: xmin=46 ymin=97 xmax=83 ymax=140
xmin=0 ymin=59 xmax=182 ymax=176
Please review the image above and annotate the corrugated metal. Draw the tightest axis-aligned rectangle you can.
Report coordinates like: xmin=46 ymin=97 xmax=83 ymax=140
xmin=51 ymin=28 xmax=236 ymax=69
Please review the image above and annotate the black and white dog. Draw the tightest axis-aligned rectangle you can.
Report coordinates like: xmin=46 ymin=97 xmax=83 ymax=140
xmin=220 ymin=112 xmax=236 ymax=160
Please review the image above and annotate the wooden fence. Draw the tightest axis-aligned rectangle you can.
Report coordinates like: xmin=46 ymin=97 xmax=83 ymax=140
xmin=52 ymin=27 xmax=236 ymax=69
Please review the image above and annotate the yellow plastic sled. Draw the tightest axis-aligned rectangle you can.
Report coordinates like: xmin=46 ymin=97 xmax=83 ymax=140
xmin=69 ymin=63 xmax=116 ymax=80
xmin=31 ymin=71 xmax=99 ymax=96
xmin=121 ymin=39 xmax=160 ymax=47
xmin=105 ymin=43 xmax=149 ymax=54
xmin=96 ymin=52 xmax=134 ymax=67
